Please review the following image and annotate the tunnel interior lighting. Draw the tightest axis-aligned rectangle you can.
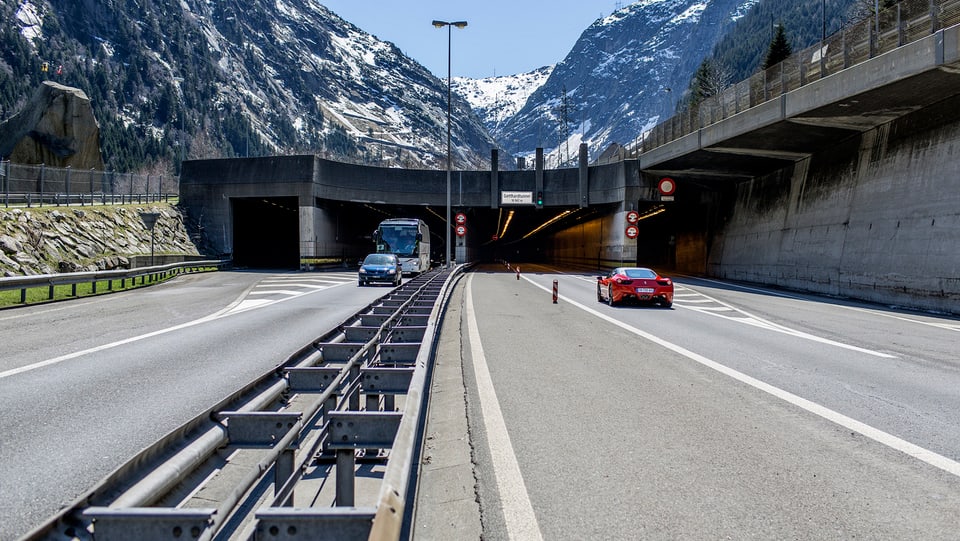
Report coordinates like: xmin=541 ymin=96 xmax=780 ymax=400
xmin=637 ymin=205 xmax=667 ymax=220
xmin=522 ymin=209 xmax=574 ymax=239
xmin=499 ymin=210 xmax=515 ymax=240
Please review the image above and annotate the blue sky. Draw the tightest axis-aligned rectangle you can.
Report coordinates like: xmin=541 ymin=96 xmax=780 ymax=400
xmin=319 ymin=1 xmax=625 ymax=78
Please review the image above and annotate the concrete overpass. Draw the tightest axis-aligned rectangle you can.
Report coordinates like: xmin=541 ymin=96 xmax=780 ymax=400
xmin=180 ymin=19 xmax=960 ymax=314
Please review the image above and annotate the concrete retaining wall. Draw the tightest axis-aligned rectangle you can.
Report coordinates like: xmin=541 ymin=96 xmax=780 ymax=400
xmin=708 ymin=97 xmax=960 ymax=314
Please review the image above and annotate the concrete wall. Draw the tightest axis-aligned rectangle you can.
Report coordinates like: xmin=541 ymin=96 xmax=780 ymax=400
xmin=707 ymin=97 xmax=960 ymax=314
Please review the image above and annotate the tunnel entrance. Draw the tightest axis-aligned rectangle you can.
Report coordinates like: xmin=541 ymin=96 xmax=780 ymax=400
xmin=232 ymin=197 xmax=299 ymax=269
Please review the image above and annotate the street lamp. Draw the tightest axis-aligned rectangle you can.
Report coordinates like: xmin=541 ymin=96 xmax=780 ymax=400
xmin=432 ymin=19 xmax=467 ymax=268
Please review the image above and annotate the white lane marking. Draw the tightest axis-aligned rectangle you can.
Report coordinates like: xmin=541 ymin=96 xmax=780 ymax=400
xmin=673 ymin=287 xmax=895 ymax=358
xmin=520 ymin=275 xmax=960 ymax=479
xmin=0 ymin=279 xmax=352 ymax=380
xmin=247 ymin=289 xmax=305 ymax=296
xmin=230 ymin=299 xmax=273 ymax=311
xmin=465 ymin=274 xmax=544 ymax=541
xmin=688 ymin=276 xmax=960 ymax=332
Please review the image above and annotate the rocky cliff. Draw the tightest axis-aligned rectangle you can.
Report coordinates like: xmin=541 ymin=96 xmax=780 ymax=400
xmin=0 ymin=81 xmax=104 ymax=170
xmin=0 ymin=203 xmax=200 ymax=276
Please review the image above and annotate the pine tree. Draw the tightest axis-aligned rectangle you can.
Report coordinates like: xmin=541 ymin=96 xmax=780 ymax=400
xmin=763 ymin=24 xmax=793 ymax=69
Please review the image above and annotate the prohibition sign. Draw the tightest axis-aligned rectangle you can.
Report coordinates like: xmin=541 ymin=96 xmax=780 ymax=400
xmin=625 ymin=225 xmax=639 ymax=239
xmin=455 ymin=212 xmax=467 ymax=225
xmin=626 ymin=210 xmax=640 ymax=224
xmin=658 ymin=177 xmax=676 ymax=196
xmin=455 ymin=225 xmax=467 ymax=237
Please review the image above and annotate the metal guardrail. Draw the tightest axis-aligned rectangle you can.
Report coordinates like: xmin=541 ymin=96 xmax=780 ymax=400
xmin=641 ymin=0 xmax=960 ymax=153
xmin=0 ymin=160 xmax=178 ymax=208
xmin=0 ymin=260 xmax=230 ymax=304
xmin=22 ymin=265 xmax=462 ymax=541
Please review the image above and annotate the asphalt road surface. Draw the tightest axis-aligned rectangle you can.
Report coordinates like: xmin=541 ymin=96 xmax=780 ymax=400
xmin=0 ymin=269 xmax=391 ymax=540
xmin=456 ymin=264 xmax=960 ymax=540
xmin=4 ymin=264 xmax=959 ymax=540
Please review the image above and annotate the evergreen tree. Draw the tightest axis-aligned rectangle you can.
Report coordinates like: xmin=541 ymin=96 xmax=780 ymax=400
xmin=687 ymin=59 xmax=731 ymax=109
xmin=763 ymin=24 xmax=793 ymax=69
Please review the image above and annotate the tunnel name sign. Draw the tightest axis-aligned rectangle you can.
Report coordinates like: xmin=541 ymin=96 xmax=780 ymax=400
xmin=501 ymin=191 xmax=534 ymax=205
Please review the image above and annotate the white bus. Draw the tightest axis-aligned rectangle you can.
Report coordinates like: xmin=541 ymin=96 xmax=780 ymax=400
xmin=373 ymin=218 xmax=431 ymax=274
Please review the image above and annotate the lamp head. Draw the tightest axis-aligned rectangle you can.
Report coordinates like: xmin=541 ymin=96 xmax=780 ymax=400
xmin=452 ymin=21 xmax=468 ymax=28
xmin=432 ymin=20 xmax=447 ymax=28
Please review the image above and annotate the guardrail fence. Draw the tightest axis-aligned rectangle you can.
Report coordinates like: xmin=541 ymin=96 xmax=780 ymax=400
xmin=641 ymin=0 xmax=960 ymax=153
xmin=0 ymin=260 xmax=228 ymax=306
xmin=0 ymin=161 xmax=178 ymax=207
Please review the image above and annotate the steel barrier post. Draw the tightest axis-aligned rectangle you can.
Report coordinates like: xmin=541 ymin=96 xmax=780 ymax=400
xmin=336 ymin=449 xmax=356 ymax=506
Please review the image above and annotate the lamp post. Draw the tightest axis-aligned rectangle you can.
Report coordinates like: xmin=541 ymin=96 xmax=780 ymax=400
xmin=432 ymin=19 xmax=467 ymax=268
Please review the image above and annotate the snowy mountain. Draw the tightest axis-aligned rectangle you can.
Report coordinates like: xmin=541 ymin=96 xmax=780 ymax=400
xmin=2 ymin=0 xmax=497 ymax=172
xmin=494 ymin=0 xmax=761 ymax=166
xmin=452 ymin=66 xmax=554 ymax=146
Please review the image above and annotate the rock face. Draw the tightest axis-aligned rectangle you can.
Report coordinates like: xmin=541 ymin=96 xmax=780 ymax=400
xmin=0 ymin=203 xmax=200 ymax=276
xmin=0 ymin=81 xmax=104 ymax=170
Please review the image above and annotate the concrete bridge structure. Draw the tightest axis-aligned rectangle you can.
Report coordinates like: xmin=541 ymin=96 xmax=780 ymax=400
xmin=180 ymin=20 xmax=960 ymax=315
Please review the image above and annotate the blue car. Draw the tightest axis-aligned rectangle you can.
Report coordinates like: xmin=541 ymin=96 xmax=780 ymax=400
xmin=358 ymin=253 xmax=402 ymax=286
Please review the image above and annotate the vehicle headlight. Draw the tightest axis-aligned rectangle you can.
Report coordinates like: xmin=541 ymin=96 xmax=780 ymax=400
xmin=388 ymin=269 xmax=396 ymax=274
xmin=359 ymin=268 xmax=367 ymax=274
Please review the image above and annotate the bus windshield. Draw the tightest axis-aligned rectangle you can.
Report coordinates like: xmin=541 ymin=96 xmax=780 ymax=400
xmin=377 ymin=225 xmax=418 ymax=257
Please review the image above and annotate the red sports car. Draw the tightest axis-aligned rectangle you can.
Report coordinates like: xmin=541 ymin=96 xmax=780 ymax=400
xmin=597 ymin=267 xmax=674 ymax=307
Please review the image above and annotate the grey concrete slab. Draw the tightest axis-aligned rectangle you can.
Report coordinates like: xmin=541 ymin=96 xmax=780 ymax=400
xmin=412 ymin=279 xmax=482 ymax=540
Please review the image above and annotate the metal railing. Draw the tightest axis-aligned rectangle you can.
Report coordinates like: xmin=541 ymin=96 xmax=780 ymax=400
xmin=0 ymin=161 xmax=178 ymax=207
xmin=0 ymin=259 xmax=228 ymax=305
xmin=641 ymin=0 xmax=960 ymax=153
xmin=23 ymin=265 xmax=461 ymax=541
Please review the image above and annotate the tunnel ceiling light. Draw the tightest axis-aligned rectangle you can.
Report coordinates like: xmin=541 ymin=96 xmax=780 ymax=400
xmin=499 ymin=209 xmax=515 ymax=240
xmin=424 ymin=206 xmax=445 ymax=223
xmin=522 ymin=209 xmax=574 ymax=239
xmin=637 ymin=205 xmax=667 ymax=221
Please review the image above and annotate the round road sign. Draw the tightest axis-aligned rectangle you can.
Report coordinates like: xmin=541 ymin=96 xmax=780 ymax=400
xmin=455 ymin=212 xmax=467 ymax=225
xmin=455 ymin=225 xmax=467 ymax=237
xmin=625 ymin=210 xmax=640 ymax=224
xmin=625 ymin=225 xmax=639 ymax=239
xmin=658 ymin=177 xmax=676 ymax=196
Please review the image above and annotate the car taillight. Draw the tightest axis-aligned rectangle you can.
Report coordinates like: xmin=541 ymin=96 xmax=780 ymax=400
xmin=657 ymin=279 xmax=671 ymax=286
xmin=616 ymin=278 xmax=632 ymax=285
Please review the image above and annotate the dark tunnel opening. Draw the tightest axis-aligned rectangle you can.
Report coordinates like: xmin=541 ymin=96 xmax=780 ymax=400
xmin=232 ymin=197 xmax=300 ymax=269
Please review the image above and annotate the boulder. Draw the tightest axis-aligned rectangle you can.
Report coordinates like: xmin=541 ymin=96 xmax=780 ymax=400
xmin=0 ymin=81 xmax=104 ymax=170
xmin=0 ymin=234 xmax=20 ymax=254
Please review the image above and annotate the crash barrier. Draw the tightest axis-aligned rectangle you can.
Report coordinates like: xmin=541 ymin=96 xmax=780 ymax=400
xmin=0 ymin=161 xmax=178 ymax=208
xmin=642 ymin=0 xmax=960 ymax=153
xmin=0 ymin=260 xmax=229 ymax=305
xmin=23 ymin=265 xmax=462 ymax=541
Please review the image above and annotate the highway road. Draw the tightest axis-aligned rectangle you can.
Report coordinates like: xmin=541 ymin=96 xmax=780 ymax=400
xmin=3 ymin=264 xmax=959 ymax=540
xmin=452 ymin=264 xmax=960 ymax=540
xmin=0 ymin=269 xmax=390 ymax=541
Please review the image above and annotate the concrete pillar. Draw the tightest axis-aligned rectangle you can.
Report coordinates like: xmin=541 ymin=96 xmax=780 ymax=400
xmin=490 ymin=148 xmax=499 ymax=209
xmin=299 ymin=196 xmax=315 ymax=270
xmin=535 ymin=148 xmax=544 ymax=208
xmin=579 ymin=143 xmax=588 ymax=208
